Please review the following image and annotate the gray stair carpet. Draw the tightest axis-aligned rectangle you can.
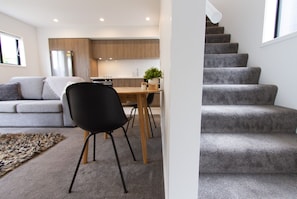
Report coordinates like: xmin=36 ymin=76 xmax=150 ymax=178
xmin=204 ymin=54 xmax=249 ymax=68
xmin=205 ymin=34 xmax=231 ymax=43
xmin=202 ymin=84 xmax=277 ymax=105
xmin=200 ymin=133 xmax=297 ymax=173
xmin=206 ymin=21 xmax=218 ymax=27
xmin=199 ymin=174 xmax=297 ymax=199
xmin=206 ymin=26 xmax=224 ymax=34
xmin=203 ymin=67 xmax=261 ymax=84
xmin=205 ymin=43 xmax=238 ymax=54
xmin=201 ymin=105 xmax=297 ymax=134
xmin=199 ymin=18 xmax=297 ymax=198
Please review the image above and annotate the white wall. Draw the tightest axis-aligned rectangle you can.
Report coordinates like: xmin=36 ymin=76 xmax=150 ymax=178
xmin=210 ymin=0 xmax=297 ymax=109
xmin=160 ymin=0 xmax=205 ymax=198
xmin=0 ymin=12 xmax=41 ymax=83
xmin=97 ymin=59 xmax=160 ymax=78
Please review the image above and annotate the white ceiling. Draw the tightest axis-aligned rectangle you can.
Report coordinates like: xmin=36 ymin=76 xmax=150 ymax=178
xmin=0 ymin=0 xmax=160 ymax=28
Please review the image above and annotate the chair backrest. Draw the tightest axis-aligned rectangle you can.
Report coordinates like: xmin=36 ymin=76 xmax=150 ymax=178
xmin=66 ymin=82 xmax=128 ymax=133
xmin=147 ymin=93 xmax=155 ymax=105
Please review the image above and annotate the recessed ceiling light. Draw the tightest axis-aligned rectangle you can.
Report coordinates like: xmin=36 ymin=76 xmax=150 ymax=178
xmin=145 ymin=17 xmax=150 ymax=21
xmin=53 ymin=18 xmax=59 ymax=23
xmin=99 ymin=18 xmax=105 ymax=22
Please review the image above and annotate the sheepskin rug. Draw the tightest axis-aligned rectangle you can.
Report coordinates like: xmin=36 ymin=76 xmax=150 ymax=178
xmin=0 ymin=133 xmax=65 ymax=177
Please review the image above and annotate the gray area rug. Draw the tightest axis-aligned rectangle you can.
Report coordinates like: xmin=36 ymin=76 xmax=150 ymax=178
xmin=0 ymin=133 xmax=65 ymax=177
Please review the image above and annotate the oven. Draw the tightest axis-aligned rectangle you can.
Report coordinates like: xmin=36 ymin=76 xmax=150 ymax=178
xmin=92 ymin=78 xmax=113 ymax=86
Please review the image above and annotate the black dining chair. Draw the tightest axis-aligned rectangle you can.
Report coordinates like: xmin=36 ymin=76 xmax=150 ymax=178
xmin=66 ymin=82 xmax=136 ymax=193
xmin=124 ymin=93 xmax=157 ymax=137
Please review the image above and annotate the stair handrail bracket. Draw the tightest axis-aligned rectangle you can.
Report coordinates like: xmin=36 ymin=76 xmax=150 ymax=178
xmin=206 ymin=0 xmax=222 ymax=24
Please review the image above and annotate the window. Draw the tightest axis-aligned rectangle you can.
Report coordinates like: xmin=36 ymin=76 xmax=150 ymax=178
xmin=275 ymin=0 xmax=297 ymax=38
xmin=263 ymin=0 xmax=297 ymax=43
xmin=0 ymin=32 xmax=26 ymax=66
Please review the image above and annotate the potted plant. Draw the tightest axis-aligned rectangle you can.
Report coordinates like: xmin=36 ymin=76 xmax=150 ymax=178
xmin=143 ymin=67 xmax=162 ymax=90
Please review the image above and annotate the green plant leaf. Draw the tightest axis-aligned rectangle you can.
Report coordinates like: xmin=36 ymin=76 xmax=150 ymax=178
xmin=144 ymin=67 xmax=162 ymax=80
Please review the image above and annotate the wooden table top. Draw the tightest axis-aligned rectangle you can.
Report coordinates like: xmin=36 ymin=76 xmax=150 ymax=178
xmin=114 ymin=87 xmax=161 ymax=94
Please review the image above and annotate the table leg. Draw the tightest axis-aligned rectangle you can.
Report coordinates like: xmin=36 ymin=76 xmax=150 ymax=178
xmin=142 ymin=94 xmax=151 ymax=138
xmin=137 ymin=94 xmax=148 ymax=164
xmin=82 ymin=130 xmax=89 ymax=164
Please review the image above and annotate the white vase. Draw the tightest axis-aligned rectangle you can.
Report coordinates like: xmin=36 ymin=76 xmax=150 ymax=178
xmin=148 ymin=78 xmax=159 ymax=85
xmin=147 ymin=78 xmax=159 ymax=90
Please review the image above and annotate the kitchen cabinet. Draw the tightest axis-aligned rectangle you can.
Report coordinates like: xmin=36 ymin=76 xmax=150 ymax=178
xmin=112 ymin=78 xmax=144 ymax=87
xmin=49 ymin=38 xmax=98 ymax=80
xmin=92 ymin=39 xmax=159 ymax=60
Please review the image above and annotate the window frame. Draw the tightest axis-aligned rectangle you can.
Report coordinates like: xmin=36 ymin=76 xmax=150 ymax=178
xmin=0 ymin=31 xmax=26 ymax=66
xmin=274 ymin=0 xmax=281 ymax=38
xmin=263 ymin=0 xmax=297 ymax=43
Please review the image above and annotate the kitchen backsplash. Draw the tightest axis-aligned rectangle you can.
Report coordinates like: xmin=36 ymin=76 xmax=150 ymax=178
xmin=97 ymin=59 xmax=160 ymax=78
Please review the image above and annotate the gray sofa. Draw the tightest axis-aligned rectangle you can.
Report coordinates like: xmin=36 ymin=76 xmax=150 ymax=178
xmin=0 ymin=76 xmax=84 ymax=127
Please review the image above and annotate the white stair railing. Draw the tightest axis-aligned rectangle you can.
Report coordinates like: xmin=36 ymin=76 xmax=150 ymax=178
xmin=206 ymin=0 xmax=222 ymax=24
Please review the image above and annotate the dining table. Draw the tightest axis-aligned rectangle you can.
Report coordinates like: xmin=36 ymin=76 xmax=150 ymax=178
xmin=82 ymin=86 xmax=161 ymax=164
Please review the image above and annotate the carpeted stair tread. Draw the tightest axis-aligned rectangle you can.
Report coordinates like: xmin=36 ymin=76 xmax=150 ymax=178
xmin=206 ymin=21 xmax=218 ymax=27
xmin=200 ymin=17 xmax=297 ymax=197
xmin=206 ymin=26 xmax=224 ymax=34
xmin=202 ymin=84 xmax=277 ymax=105
xmin=201 ymin=105 xmax=297 ymax=134
xmin=199 ymin=133 xmax=297 ymax=173
xmin=205 ymin=34 xmax=231 ymax=43
xmin=205 ymin=43 xmax=239 ymax=54
xmin=204 ymin=54 xmax=248 ymax=68
xmin=203 ymin=67 xmax=261 ymax=84
xmin=199 ymin=173 xmax=297 ymax=199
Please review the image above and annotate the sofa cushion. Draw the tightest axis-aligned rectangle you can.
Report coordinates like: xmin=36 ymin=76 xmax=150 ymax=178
xmin=9 ymin=77 xmax=45 ymax=99
xmin=42 ymin=81 xmax=60 ymax=100
xmin=16 ymin=100 xmax=62 ymax=113
xmin=0 ymin=101 xmax=19 ymax=112
xmin=0 ymin=83 xmax=22 ymax=101
xmin=44 ymin=76 xmax=84 ymax=99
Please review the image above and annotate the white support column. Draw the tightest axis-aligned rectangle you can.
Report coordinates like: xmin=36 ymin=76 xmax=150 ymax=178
xmin=160 ymin=0 xmax=205 ymax=198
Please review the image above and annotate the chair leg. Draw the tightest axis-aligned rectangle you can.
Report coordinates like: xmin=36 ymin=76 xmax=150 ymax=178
xmin=108 ymin=132 xmax=128 ymax=193
xmin=148 ymin=106 xmax=157 ymax=128
xmin=69 ymin=133 xmax=93 ymax=193
xmin=93 ymin=134 xmax=96 ymax=161
xmin=147 ymin=110 xmax=154 ymax=137
xmin=125 ymin=112 xmax=132 ymax=132
xmin=147 ymin=106 xmax=157 ymax=137
xmin=131 ymin=107 xmax=136 ymax=128
xmin=125 ymin=107 xmax=135 ymax=132
xmin=129 ymin=106 xmax=134 ymax=116
xmin=121 ymin=126 xmax=136 ymax=161
xmin=125 ymin=118 xmax=131 ymax=132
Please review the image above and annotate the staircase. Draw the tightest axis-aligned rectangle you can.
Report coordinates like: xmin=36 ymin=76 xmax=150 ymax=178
xmin=199 ymin=19 xmax=297 ymax=198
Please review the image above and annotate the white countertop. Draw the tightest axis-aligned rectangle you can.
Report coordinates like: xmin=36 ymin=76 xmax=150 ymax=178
xmin=90 ymin=76 xmax=144 ymax=80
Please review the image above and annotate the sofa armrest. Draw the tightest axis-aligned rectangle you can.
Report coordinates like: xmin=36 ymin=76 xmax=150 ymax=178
xmin=61 ymin=92 xmax=76 ymax=126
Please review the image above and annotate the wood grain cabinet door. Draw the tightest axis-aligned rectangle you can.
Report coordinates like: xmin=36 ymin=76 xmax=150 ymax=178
xmin=92 ymin=39 xmax=159 ymax=60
